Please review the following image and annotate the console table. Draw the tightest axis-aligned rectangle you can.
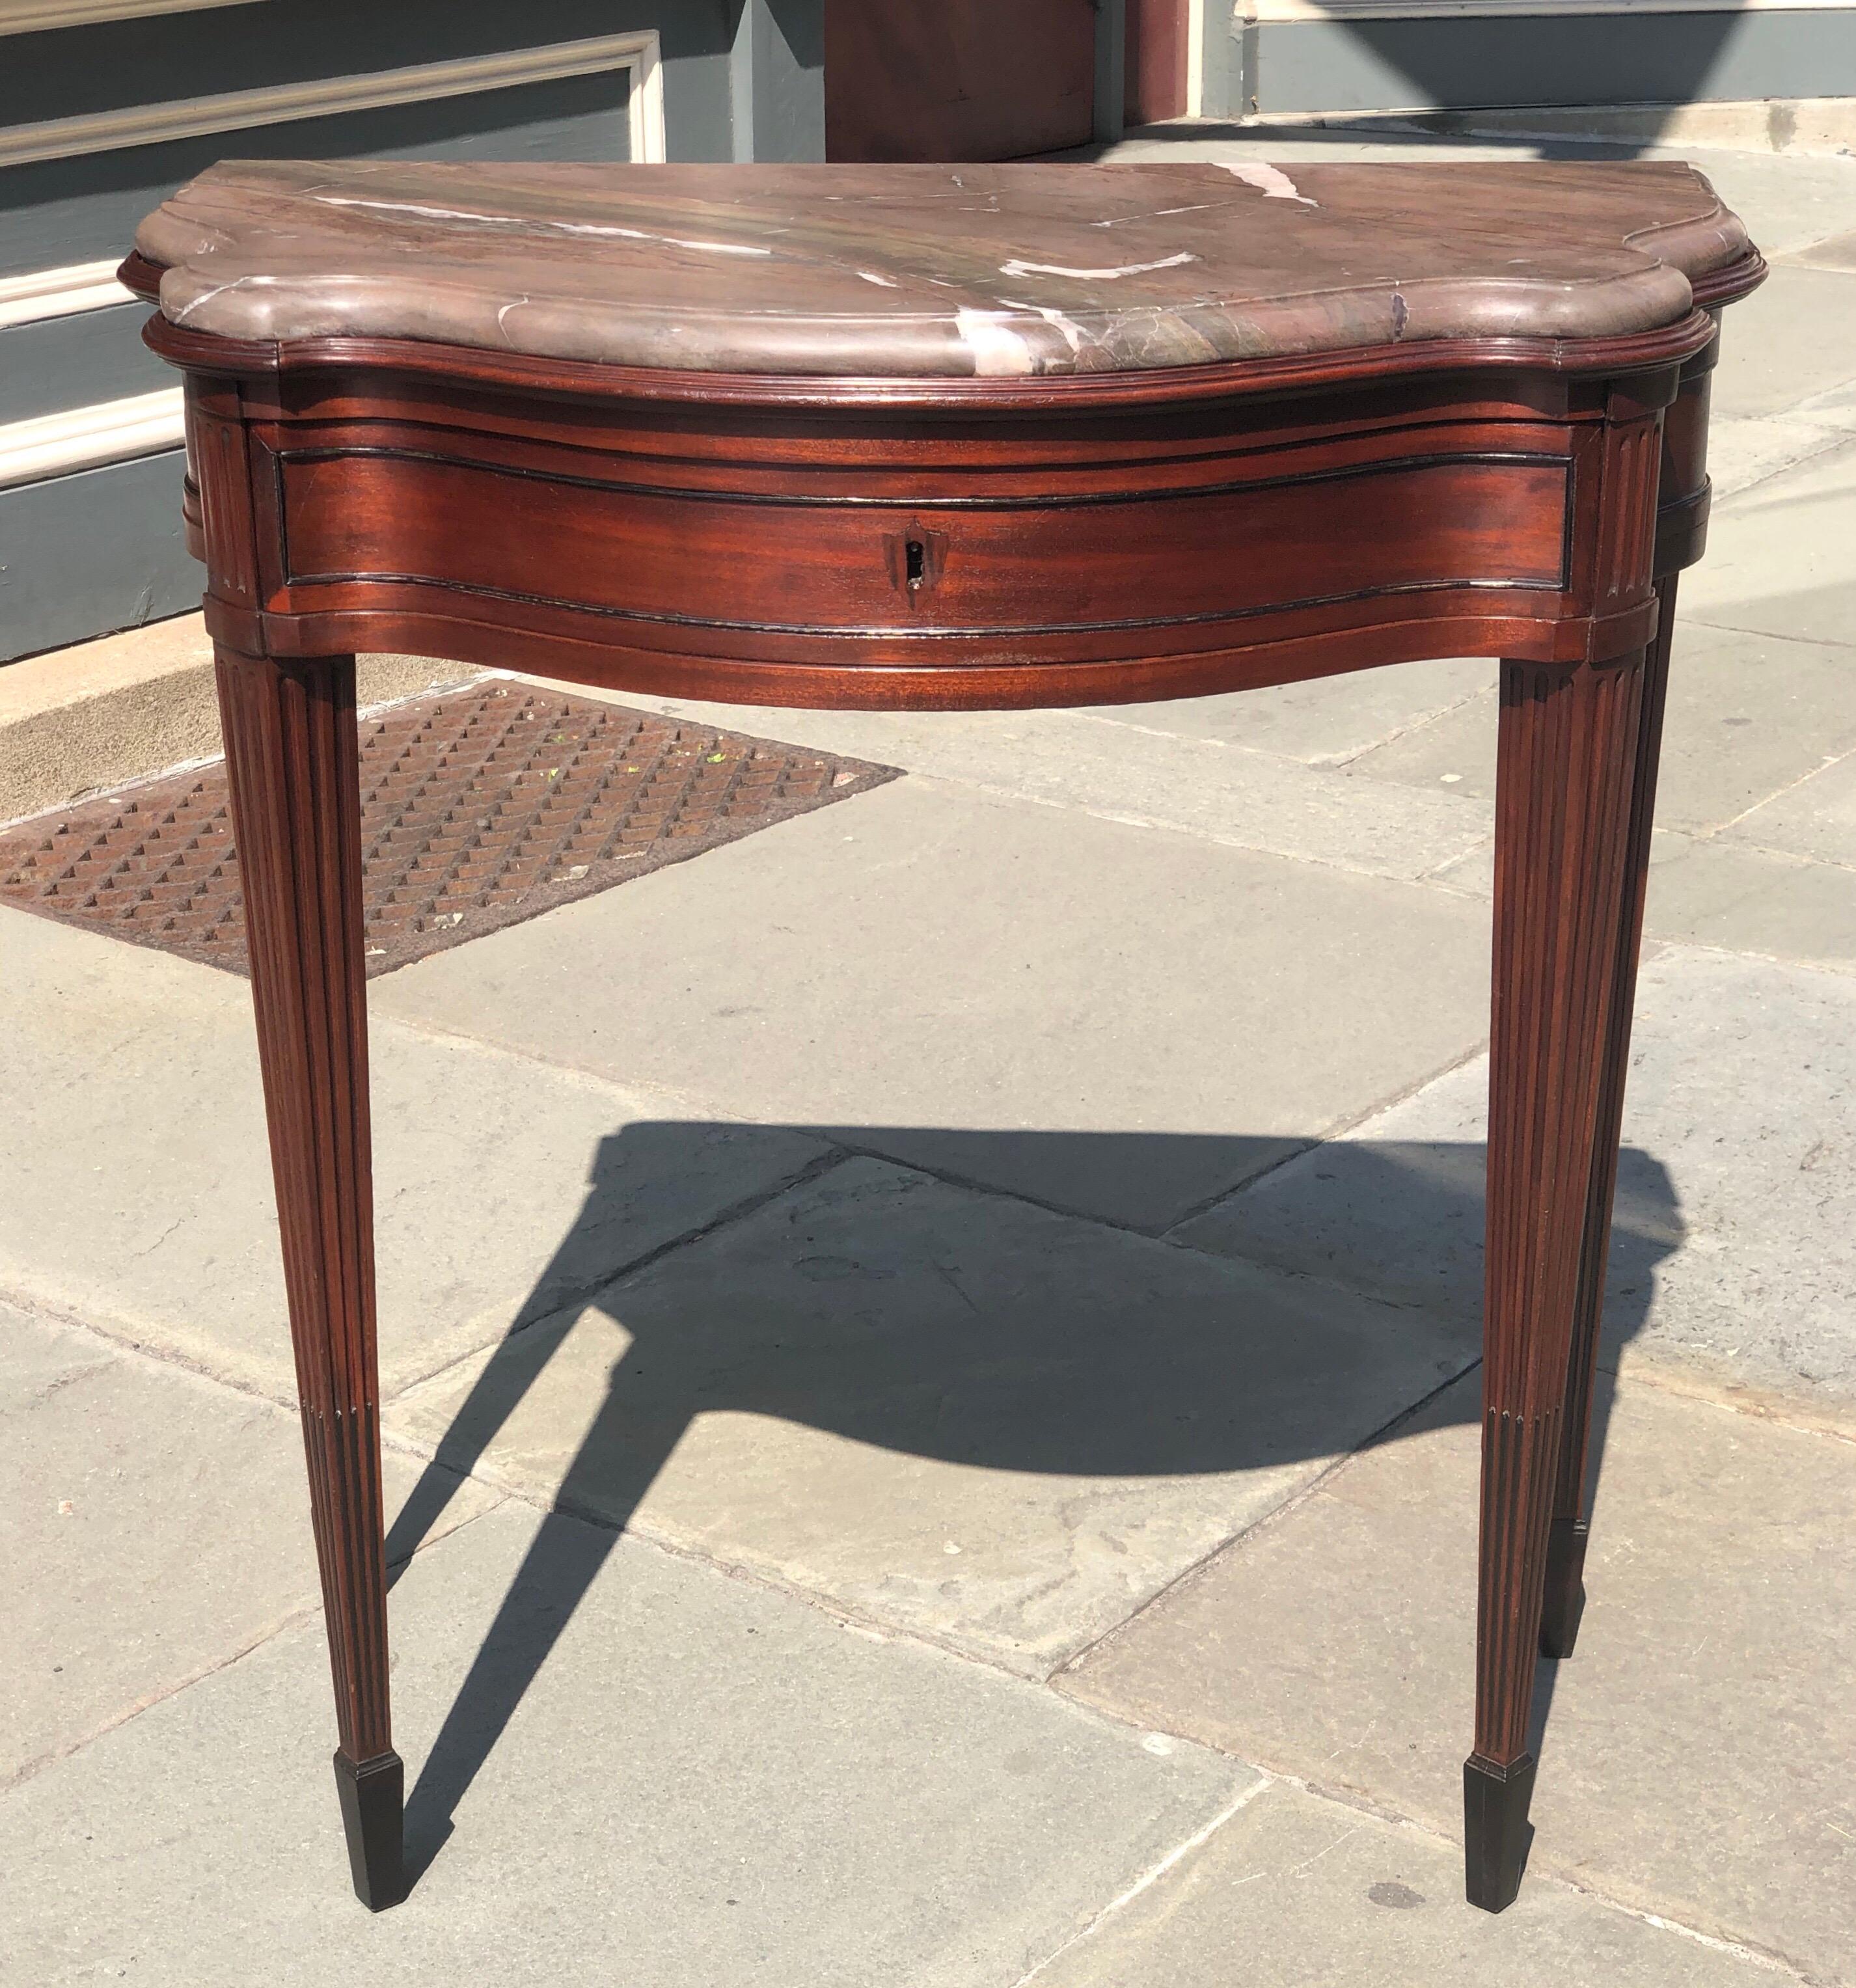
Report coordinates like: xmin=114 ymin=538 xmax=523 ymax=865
xmin=123 ymin=157 xmax=1761 ymax=1917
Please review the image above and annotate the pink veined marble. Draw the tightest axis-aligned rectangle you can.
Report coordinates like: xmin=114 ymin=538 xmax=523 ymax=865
xmin=136 ymin=157 xmax=1749 ymax=378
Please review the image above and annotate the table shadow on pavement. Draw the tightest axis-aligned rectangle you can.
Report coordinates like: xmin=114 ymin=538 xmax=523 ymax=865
xmin=380 ymin=1125 xmax=1680 ymax=1890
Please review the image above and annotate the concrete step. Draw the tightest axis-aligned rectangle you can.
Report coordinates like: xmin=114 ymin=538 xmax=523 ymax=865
xmin=1170 ymin=98 xmax=1856 ymax=159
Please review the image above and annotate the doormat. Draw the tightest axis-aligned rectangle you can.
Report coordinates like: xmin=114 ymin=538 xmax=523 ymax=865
xmin=0 ymin=679 xmax=897 ymax=977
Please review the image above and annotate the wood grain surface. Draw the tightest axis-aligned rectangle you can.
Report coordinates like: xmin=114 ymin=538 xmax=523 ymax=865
xmin=122 ymin=166 xmax=1764 ymax=1916
xmin=826 ymin=0 xmax=1097 ymax=162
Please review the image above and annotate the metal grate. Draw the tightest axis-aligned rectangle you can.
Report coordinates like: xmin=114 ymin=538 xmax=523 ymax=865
xmin=0 ymin=679 xmax=897 ymax=977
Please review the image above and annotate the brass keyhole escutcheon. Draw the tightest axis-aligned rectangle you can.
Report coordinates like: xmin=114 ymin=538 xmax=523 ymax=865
xmin=886 ymin=524 xmax=944 ymax=603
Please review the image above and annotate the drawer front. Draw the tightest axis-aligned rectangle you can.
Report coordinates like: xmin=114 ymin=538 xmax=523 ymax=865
xmin=275 ymin=442 xmax=1572 ymax=644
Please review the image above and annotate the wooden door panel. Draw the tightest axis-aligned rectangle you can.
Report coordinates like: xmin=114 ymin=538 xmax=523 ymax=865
xmin=825 ymin=0 xmax=1097 ymax=162
xmin=1126 ymin=0 xmax=1189 ymax=125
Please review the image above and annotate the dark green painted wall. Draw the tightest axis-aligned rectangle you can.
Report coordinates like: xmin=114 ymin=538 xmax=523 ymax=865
xmin=0 ymin=0 xmax=828 ymax=662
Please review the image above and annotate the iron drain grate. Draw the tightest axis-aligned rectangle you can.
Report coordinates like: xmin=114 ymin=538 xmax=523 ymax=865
xmin=0 ymin=679 xmax=898 ymax=977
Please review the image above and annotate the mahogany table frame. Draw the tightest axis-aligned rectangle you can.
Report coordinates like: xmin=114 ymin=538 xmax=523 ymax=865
xmin=122 ymin=241 xmax=1763 ymax=1916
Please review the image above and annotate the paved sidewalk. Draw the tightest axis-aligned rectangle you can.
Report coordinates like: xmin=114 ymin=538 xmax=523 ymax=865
xmin=3 ymin=135 xmax=1853 ymax=1985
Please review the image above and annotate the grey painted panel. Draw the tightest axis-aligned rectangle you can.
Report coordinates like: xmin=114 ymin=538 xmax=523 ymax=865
xmin=0 ymin=0 xmax=724 ymax=126
xmin=0 ymin=450 xmax=196 ymax=665
xmin=0 ymin=303 xmax=169 ymax=426
xmin=0 ymin=0 xmax=756 ymax=660
xmin=661 ymin=27 xmax=739 ymax=162
xmin=0 ymin=1 xmax=749 ymax=279
xmin=728 ymin=0 xmax=826 ymax=163
xmin=1 ymin=70 xmax=633 ymax=279
xmin=1201 ymin=4 xmax=1242 ymax=121
xmin=1096 ymin=0 xmax=1128 ymax=143
xmin=1251 ymin=12 xmax=1856 ymax=115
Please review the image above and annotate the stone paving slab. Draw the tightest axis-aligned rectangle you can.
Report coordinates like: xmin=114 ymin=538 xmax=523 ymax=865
xmin=1059 ymin=1372 xmax=1855 ymax=1984
xmin=1703 ymin=411 xmax=1849 ymax=497
xmin=1690 ymin=150 xmax=1856 ymax=260
xmin=0 ymin=1497 xmax=1256 ymax=1988
xmin=0 ymin=1299 xmax=496 ymax=1786
xmin=1724 ymin=742 xmax=1856 ymax=866
xmin=1795 ymin=372 xmax=1856 ymax=431
xmin=1346 ymin=620 xmax=1856 ymax=836
xmin=1793 ymin=226 xmax=1856 ymax=273
xmin=1425 ymin=829 xmax=1856 ymax=976
xmin=1179 ymin=946 xmax=1856 ymax=1423
xmin=1683 ymin=435 xmax=1856 ymax=650
xmin=536 ymin=680 xmax=1490 ymax=884
xmin=386 ymin=1156 xmax=1478 ymax=1676
xmin=1704 ymin=260 xmax=1856 ymax=421
xmin=1338 ymin=683 xmax=1497 ymax=805
xmin=1644 ymin=830 xmax=1856 ymax=970
xmin=0 ymin=914 xmax=826 ymax=1401
xmin=1033 ymin=1781 xmax=1782 ymax=1988
xmin=1065 ymin=655 xmax=1492 ymax=767
xmin=373 ymin=776 xmax=1493 ymax=1232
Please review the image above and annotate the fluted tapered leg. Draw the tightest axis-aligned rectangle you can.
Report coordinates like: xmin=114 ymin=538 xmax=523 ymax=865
xmin=1540 ymin=577 xmax=1680 ymax=1660
xmin=1467 ymin=644 xmax=1652 ymax=1912
xmin=215 ymin=646 xmax=403 ymax=1911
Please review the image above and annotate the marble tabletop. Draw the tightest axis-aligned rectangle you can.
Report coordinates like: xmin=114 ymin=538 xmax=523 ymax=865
xmin=135 ymin=158 xmax=1749 ymax=379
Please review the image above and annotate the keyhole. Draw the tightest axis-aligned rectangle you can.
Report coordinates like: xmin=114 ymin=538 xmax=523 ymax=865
xmin=905 ymin=537 xmax=926 ymax=590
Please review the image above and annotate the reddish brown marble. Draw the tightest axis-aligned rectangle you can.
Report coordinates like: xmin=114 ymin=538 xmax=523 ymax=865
xmin=136 ymin=157 xmax=1747 ymax=378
